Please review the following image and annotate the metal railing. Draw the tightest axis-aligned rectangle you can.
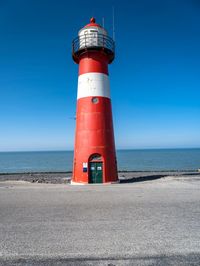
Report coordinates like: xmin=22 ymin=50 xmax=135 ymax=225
xmin=72 ymin=33 xmax=115 ymax=56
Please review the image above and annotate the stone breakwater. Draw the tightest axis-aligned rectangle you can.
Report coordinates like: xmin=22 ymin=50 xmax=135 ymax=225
xmin=0 ymin=171 xmax=199 ymax=184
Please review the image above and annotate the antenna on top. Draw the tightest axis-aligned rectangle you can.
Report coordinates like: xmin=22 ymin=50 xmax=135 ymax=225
xmin=102 ymin=17 xmax=105 ymax=28
xmin=112 ymin=6 xmax=115 ymax=41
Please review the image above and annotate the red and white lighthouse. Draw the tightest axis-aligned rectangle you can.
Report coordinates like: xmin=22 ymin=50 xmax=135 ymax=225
xmin=72 ymin=18 xmax=118 ymax=184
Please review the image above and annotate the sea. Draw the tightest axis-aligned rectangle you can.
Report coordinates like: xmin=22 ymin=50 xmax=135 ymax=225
xmin=0 ymin=149 xmax=199 ymax=173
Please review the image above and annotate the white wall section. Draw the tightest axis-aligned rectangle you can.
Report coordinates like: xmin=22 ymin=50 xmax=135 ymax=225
xmin=77 ymin=73 xmax=110 ymax=99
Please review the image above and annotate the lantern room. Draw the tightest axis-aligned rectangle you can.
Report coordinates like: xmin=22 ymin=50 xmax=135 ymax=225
xmin=72 ymin=17 xmax=115 ymax=64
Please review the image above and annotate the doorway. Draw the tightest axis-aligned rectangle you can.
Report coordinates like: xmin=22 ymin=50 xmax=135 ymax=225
xmin=89 ymin=162 xmax=103 ymax=183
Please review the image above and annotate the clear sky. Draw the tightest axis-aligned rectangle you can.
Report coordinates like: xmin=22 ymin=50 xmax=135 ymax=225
xmin=0 ymin=0 xmax=200 ymax=151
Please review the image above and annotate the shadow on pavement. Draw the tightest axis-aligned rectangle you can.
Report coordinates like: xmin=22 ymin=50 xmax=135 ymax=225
xmin=119 ymin=174 xmax=166 ymax=183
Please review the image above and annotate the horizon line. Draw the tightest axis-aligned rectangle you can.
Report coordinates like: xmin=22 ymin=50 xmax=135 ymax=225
xmin=0 ymin=147 xmax=200 ymax=153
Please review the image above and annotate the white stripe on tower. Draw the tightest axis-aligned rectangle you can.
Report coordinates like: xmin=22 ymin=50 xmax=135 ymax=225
xmin=77 ymin=73 xmax=110 ymax=99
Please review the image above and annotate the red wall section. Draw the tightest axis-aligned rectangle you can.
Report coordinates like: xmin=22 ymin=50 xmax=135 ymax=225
xmin=79 ymin=52 xmax=109 ymax=75
xmin=72 ymin=96 xmax=118 ymax=183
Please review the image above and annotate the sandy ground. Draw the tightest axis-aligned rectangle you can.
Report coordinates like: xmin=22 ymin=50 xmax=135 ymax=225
xmin=0 ymin=174 xmax=200 ymax=265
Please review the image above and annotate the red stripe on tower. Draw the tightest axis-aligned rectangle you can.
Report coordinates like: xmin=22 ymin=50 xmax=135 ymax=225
xmin=72 ymin=17 xmax=118 ymax=184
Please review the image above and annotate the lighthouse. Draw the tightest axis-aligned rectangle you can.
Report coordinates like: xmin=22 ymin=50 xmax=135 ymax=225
xmin=72 ymin=17 xmax=118 ymax=184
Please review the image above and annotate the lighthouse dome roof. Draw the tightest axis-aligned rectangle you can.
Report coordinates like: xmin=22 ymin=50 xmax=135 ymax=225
xmin=84 ymin=17 xmax=102 ymax=28
xmin=78 ymin=18 xmax=107 ymax=36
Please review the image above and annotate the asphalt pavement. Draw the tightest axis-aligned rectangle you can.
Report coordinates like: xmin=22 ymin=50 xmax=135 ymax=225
xmin=0 ymin=175 xmax=200 ymax=265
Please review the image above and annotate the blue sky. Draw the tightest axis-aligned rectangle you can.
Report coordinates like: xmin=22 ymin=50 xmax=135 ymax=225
xmin=0 ymin=0 xmax=200 ymax=151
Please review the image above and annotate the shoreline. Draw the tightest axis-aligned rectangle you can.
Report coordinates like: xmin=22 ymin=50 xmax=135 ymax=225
xmin=0 ymin=170 xmax=199 ymax=184
xmin=0 ymin=169 xmax=199 ymax=174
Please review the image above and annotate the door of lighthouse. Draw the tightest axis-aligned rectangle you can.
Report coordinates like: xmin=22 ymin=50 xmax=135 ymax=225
xmin=89 ymin=162 xmax=103 ymax=183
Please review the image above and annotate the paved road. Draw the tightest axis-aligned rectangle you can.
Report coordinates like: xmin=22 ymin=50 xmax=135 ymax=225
xmin=0 ymin=176 xmax=200 ymax=265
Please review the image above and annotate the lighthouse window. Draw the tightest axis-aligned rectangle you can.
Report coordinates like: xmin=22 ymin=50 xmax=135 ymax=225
xmin=90 ymin=154 xmax=102 ymax=161
xmin=91 ymin=97 xmax=99 ymax=104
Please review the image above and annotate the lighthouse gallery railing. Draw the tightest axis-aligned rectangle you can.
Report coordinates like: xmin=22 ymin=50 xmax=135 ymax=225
xmin=72 ymin=33 xmax=115 ymax=61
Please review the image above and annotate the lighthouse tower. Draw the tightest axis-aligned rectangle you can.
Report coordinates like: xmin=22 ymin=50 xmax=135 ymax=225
xmin=72 ymin=18 xmax=118 ymax=184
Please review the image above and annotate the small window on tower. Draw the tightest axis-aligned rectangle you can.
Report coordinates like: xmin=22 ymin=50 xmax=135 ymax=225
xmin=90 ymin=154 xmax=102 ymax=161
xmin=91 ymin=97 xmax=99 ymax=104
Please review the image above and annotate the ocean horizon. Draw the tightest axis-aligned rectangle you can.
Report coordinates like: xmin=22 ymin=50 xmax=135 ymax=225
xmin=0 ymin=148 xmax=199 ymax=173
